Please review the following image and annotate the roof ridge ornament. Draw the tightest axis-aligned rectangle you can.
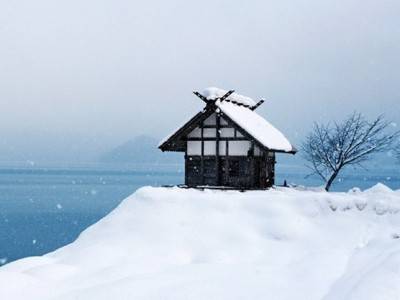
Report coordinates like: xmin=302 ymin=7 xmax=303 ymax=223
xmin=193 ymin=91 xmax=208 ymax=103
xmin=194 ymin=89 xmax=265 ymax=110
xmin=251 ymin=99 xmax=265 ymax=111
xmin=193 ymin=90 xmax=236 ymax=104
xmin=224 ymin=99 xmax=250 ymax=108
xmin=219 ymin=90 xmax=235 ymax=102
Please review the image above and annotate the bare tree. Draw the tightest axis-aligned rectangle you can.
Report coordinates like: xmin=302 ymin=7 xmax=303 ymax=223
xmin=302 ymin=112 xmax=399 ymax=191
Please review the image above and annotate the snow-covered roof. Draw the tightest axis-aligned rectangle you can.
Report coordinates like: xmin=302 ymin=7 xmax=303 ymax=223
xmin=203 ymin=87 xmax=257 ymax=107
xmin=159 ymin=88 xmax=296 ymax=153
xmin=216 ymin=100 xmax=295 ymax=153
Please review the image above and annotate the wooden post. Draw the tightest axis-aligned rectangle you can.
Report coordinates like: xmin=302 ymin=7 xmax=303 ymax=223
xmin=185 ymin=148 xmax=188 ymax=185
xmin=216 ymin=113 xmax=221 ymax=186
xmin=225 ymin=140 xmax=229 ymax=185
xmin=250 ymin=141 xmax=255 ymax=188
xmin=271 ymin=152 xmax=276 ymax=186
xmin=201 ymin=122 xmax=204 ymax=185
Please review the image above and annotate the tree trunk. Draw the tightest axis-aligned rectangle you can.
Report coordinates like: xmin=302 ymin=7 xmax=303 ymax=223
xmin=325 ymin=170 xmax=339 ymax=191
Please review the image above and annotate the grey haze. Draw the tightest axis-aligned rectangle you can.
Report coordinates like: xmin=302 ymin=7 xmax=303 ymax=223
xmin=0 ymin=0 xmax=399 ymax=163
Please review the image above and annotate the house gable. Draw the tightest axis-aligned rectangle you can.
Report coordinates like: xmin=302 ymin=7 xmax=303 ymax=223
xmin=159 ymin=88 xmax=297 ymax=155
xmin=158 ymin=106 xmax=215 ymax=152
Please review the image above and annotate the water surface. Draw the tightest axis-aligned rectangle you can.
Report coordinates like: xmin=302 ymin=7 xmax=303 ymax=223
xmin=0 ymin=163 xmax=399 ymax=266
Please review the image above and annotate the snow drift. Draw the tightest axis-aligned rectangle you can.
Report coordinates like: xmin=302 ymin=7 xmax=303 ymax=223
xmin=1 ymin=185 xmax=400 ymax=300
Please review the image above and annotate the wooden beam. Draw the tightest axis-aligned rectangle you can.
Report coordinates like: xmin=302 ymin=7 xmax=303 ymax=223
xmin=193 ymin=91 xmax=209 ymax=103
xmin=184 ymin=148 xmax=188 ymax=185
xmin=215 ymin=113 xmax=221 ymax=185
xmin=201 ymin=121 xmax=204 ymax=185
xmin=186 ymin=137 xmax=248 ymax=141
xmin=225 ymin=140 xmax=229 ymax=184
xmin=250 ymin=141 xmax=255 ymax=187
xmin=219 ymin=90 xmax=235 ymax=102
xmin=251 ymin=99 xmax=265 ymax=110
xmin=202 ymin=124 xmax=232 ymax=128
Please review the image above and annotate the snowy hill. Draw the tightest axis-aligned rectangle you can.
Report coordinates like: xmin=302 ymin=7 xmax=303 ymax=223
xmin=1 ymin=185 xmax=400 ymax=300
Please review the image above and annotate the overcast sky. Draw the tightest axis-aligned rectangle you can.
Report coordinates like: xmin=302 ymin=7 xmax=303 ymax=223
xmin=0 ymin=0 xmax=399 ymax=161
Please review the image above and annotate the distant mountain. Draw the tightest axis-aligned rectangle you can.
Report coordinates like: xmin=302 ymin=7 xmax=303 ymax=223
xmin=99 ymin=135 xmax=182 ymax=164
xmin=0 ymin=130 xmax=112 ymax=165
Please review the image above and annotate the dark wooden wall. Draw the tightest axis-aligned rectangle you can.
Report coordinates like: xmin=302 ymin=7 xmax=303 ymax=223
xmin=185 ymin=154 xmax=275 ymax=189
xmin=183 ymin=111 xmax=276 ymax=189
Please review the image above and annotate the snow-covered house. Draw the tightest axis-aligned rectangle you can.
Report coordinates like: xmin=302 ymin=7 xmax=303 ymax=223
xmin=159 ymin=88 xmax=296 ymax=189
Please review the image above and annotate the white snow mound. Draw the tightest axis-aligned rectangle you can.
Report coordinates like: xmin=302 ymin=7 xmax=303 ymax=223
xmin=1 ymin=186 xmax=400 ymax=300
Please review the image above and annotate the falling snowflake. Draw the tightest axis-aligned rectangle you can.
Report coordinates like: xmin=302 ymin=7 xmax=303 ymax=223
xmin=56 ymin=204 xmax=63 ymax=209
xmin=27 ymin=160 xmax=35 ymax=166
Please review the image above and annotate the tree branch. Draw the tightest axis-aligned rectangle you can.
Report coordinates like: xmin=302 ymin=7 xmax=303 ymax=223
xmin=301 ymin=112 xmax=399 ymax=191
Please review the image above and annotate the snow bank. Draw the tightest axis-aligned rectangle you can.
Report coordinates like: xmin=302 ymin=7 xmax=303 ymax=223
xmin=1 ymin=186 xmax=400 ymax=300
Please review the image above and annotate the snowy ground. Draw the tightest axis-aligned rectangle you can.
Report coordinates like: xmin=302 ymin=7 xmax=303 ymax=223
xmin=1 ymin=184 xmax=400 ymax=300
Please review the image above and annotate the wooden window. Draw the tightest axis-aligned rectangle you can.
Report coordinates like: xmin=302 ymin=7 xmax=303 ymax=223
xmin=228 ymin=141 xmax=250 ymax=156
xmin=219 ymin=141 xmax=227 ymax=155
xmin=187 ymin=141 xmax=202 ymax=155
xmin=203 ymin=113 xmax=216 ymax=125
xmin=220 ymin=128 xmax=235 ymax=138
xmin=220 ymin=117 xmax=228 ymax=125
xmin=187 ymin=127 xmax=202 ymax=138
xmin=236 ymin=131 xmax=244 ymax=138
xmin=204 ymin=141 xmax=216 ymax=155
xmin=203 ymin=128 xmax=216 ymax=138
